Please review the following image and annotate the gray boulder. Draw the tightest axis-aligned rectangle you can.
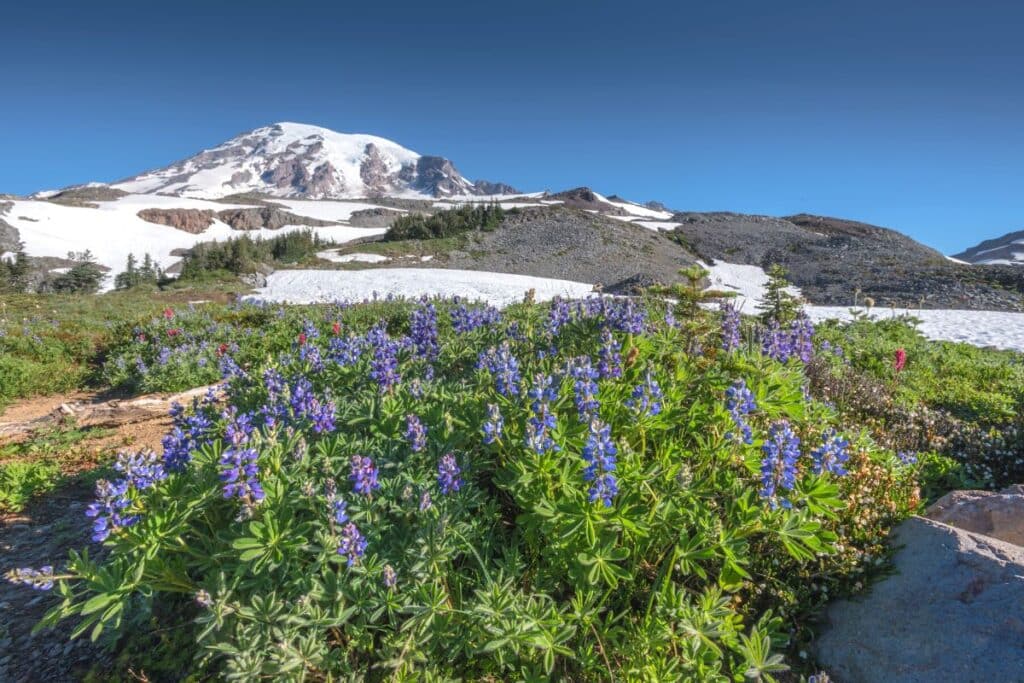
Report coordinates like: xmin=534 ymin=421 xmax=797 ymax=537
xmin=926 ymin=484 xmax=1024 ymax=546
xmin=814 ymin=517 xmax=1024 ymax=682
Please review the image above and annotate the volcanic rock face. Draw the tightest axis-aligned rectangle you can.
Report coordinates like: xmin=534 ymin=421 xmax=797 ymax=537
xmin=112 ymin=123 xmax=515 ymax=200
xmin=214 ymin=207 xmax=336 ymax=231
xmin=137 ymin=208 xmax=215 ymax=234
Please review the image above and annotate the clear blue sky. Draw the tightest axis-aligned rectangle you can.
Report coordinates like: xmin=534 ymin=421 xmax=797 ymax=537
xmin=3 ymin=0 xmax=1021 ymax=254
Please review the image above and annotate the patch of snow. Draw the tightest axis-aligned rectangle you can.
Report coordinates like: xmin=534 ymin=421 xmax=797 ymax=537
xmin=317 ymin=251 xmax=391 ymax=264
xmin=420 ymin=255 xmax=434 ymax=262
xmin=805 ymin=306 xmax=1024 ymax=353
xmin=49 ymin=267 xmax=71 ymax=274
xmin=700 ymin=260 xmax=801 ymax=311
xmin=0 ymin=251 xmax=15 ymax=263
xmin=633 ymin=220 xmax=681 ymax=231
xmin=945 ymin=256 xmax=970 ymax=265
xmin=250 ymin=268 xmax=595 ymax=307
xmin=274 ymin=199 xmax=405 ymax=223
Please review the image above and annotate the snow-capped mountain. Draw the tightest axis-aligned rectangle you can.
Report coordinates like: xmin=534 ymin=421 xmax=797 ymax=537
xmin=111 ymin=122 xmax=516 ymax=200
xmin=954 ymin=230 xmax=1024 ymax=265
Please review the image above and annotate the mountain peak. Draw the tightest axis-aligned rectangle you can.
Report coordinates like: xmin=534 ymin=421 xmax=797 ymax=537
xmin=112 ymin=123 xmax=514 ymax=200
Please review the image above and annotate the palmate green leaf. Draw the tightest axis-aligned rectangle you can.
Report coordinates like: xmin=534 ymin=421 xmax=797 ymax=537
xmin=776 ymin=510 xmax=837 ymax=562
xmin=795 ymin=476 xmax=845 ymax=517
xmin=675 ymin=533 xmax=716 ymax=579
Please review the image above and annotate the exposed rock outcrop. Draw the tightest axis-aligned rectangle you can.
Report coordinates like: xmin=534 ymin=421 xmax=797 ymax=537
xmin=0 ymin=202 xmax=20 ymax=252
xmin=548 ymin=187 xmax=628 ymax=215
xmin=43 ymin=185 xmax=129 ymax=207
xmin=348 ymin=207 xmax=405 ymax=228
xmin=214 ymin=207 xmax=336 ymax=231
xmin=925 ymin=485 xmax=1024 ymax=546
xmin=814 ymin=517 xmax=1024 ymax=682
xmin=137 ymin=208 xmax=215 ymax=234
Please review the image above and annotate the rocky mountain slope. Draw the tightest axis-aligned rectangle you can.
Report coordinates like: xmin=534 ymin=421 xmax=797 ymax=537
xmin=954 ymin=230 xmax=1024 ymax=265
xmin=4 ymin=122 xmax=1024 ymax=308
xmin=107 ymin=123 xmax=516 ymax=200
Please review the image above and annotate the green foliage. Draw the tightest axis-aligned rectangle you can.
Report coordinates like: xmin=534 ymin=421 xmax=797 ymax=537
xmin=384 ymin=203 xmax=505 ymax=241
xmin=33 ymin=298 xmax=916 ymax=680
xmin=0 ymin=245 xmax=32 ymax=293
xmin=180 ymin=229 xmax=333 ymax=280
xmin=814 ymin=317 xmax=1024 ymax=423
xmin=114 ymin=253 xmax=163 ymax=290
xmin=757 ymin=264 xmax=802 ymax=326
xmin=0 ymin=459 xmax=61 ymax=512
xmin=44 ymin=251 xmax=106 ymax=294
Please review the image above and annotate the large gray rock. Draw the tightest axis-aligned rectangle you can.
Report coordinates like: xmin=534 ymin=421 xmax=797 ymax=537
xmin=926 ymin=484 xmax=1024 ymax=546
xmin=815 ymin=517 xmax=1024 ymax=682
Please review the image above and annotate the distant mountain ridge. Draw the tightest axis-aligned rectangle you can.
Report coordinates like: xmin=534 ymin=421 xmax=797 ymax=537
xmin=108 ymin=122 xmax=517 ymax=200
xmin=954 ymin=230 xmax=1024 ymax=265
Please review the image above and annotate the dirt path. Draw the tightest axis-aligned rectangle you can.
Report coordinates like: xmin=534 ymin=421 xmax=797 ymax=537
xmin=0 ymin=386 xmax=216 ymax=681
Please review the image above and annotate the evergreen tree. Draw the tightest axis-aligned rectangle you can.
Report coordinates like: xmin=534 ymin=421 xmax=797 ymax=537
xmin=757 ymin=264 xmax=802 ymax=325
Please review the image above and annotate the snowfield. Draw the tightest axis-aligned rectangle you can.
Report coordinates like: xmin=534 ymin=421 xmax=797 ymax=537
xmin=3 ymin=196 xmax=386 ymax=290
xmin=250 ymin=268 xmax=595 ymax=306
xmin=699 ymin=259 xmax=1024 ymax=353
xmin=316 ymin=251 xmax=391 ymax=264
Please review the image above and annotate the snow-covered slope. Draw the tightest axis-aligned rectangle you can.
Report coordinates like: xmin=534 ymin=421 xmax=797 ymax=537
xmin=250 ymin=268 xmax=595 ymax=306
xmin=111 ymin=122 xmax=515 ymax=200
xmin=953 ymin=230 xmax=1024 ymax=265
xmin=0 ymin=194 xmax=387 ymax=290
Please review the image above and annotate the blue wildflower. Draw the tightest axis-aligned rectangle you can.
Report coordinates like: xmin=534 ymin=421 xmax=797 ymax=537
xmin=582 ymin=420 xmax=618 ymax=506
xmin=437 ymin=453 xmax=463 ymax=495
xmin=721 ymin=302 xmax=741 ymax=352
xmin=337 ymin=523 xmax=368 ymax=567
xmin=482 ymin=403 xmax=503 ymax=444
xmin=477 ymin=342 xmax=521 ymax=397
xmin=725 ymin=380 xmax=757 ymax=444
xmin=349 ymin=455 xmax=380 ymax=495
xmin=597 ymin=327 xmax=622 ymax=379
xmin=405 ymin=414 xmax=427 ymax=452
xmin=759 ymin=421 xmax=801 ymax=509
xmin=626 ymin=368 xmax=663 ymax=416
xmin=811 ymin=429 xmax=850 ymax=476
xmin=570 ymin=357 xmax=600 ymax=420
xmin=219 ymin=448 xmax=265 ymax=502
xmin=5 ymin=566 xmax=55 ymax=591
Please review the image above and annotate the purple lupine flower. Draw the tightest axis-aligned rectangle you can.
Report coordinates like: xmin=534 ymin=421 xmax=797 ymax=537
xmin=419 ymin=490 xmax=432 ymax=511
xmin=162 ymin=403 xmax=215 ymax=472
xmin=349 ymin=455 xmax=380 ymax=495
xmin=482 ymin=403 xmax=503 ymax=444
xmin=405 ymin=414 xmax=428 ymax=452
xmin=626 ymin=368 xmax=663 ymax=416
xmin=328 ymin=333 xmax=365 ymax=366
xmin=337 ymin=523 xmax=368 ymax=567
xmin=219 ymin=448 xmax=265 ymax=502
xmin=382 ymin=564 xmax=397 ymax=588
xmin=113 ymin=449 xmax=166 ymax=490
xmin=720 ymin=302 xmax=741 ymax=352
xmin=477 ymin=342 xmax=522 ymax=397
xmin=762 ymin=314 xmax=815 ymax=363
xmin=760 ymin=421 xmax=801 ymax=509
xmin=369 ymin=336 xmax=402 ymax=392
xmin=725 ymin=380 xmax=757 ymax=444
xmin=547 ymin=297 xmax=573 ymax=335
xmin=85 ymin=479 xmax=137 ymax=542
xmin=897 ymin=451 xmax=918 ymax=466
xmin=437 ymin=453 xmax=463 ymax=495
xmin=409 ymin=302 xmax=440 ymax=361
xmin=298 ymin=343 xmax=325 ymax=372
xmin=811 ymin=429 xmax=850 ymax=476
xmin=597 ymin=327 xmax=622 ymax=379
xmin=525 ymin=374 xmax=559 ymax=454
xmin=570 ymin=357 xmax=601 ymax=421
xmin=451 ymin=303 xmax=501 ymax=333
xmin=223 ymin=409 xmax=255 ymax=447
xmin=332 ymin=498 xmax=349 ymax=525
xmin=5 ymin=565 xmax=55 ymax=591
xmin=581 ymin=420 xmax=619 ymax=506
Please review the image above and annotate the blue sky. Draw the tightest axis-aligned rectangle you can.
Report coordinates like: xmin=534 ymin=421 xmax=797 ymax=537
xmin=2 ymin=0 xmax=1021 ymax=254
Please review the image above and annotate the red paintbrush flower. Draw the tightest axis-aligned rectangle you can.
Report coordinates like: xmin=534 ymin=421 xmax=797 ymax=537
xmin=163 ymin=308 xmax=174 ymax=320
xmin=332 ymin=321 xmax=341 ymax=336
xmin=298 ymin=333 xmax=307 ymax=346
xmin=894 ymin=348 xmax=907 ymax=373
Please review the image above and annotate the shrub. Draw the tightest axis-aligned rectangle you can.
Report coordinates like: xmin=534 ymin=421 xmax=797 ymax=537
xmin=384 ymin=203 xmax=505 ymax=241
xmin=0 ymin=460 xmax=61 ymax=512
xmin=14 ymin=296 xmax=917 ymax=680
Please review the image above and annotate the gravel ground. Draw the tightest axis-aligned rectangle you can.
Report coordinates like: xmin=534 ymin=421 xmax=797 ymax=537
xmin=420 ymin=206 xmax=697 ymax=290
